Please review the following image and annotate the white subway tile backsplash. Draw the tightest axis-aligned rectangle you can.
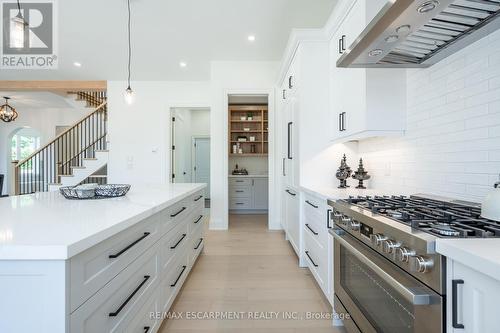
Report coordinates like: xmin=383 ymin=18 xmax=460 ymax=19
xmin=357 ymin=30 xmax=500 ymax=202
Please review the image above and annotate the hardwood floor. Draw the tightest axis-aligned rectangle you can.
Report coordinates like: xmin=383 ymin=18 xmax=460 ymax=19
xmin=159 ymin=214 xmax=346 ymax=333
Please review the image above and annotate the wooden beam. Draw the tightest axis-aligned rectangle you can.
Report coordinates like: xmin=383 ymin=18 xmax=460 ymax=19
xmin=0 ymin=80 xmax=107 ymax=92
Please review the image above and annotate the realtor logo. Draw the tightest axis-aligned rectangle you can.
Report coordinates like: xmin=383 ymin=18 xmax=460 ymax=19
xmin=1 ymin=0 xmax=58 ymax=69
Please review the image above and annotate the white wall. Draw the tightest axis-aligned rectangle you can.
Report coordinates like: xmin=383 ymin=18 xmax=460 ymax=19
xmin=107 ymin=81 xmax=210 ymax=189
xmin=357 ymin=29 xmax=500 ymax=202
xmin=210 ymin=61 xmax=279 ymax=229
xmin=107 ymin=63 xmax=278 ymax=230
xmin=229 ymin=156 xmax=268 ymax=175
xmin=0 ymin=105 xmax=89 ymax=195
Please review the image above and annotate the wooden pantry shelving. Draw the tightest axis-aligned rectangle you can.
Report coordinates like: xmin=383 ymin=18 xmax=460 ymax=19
xmin=229 ymin=104 xmax=268 ymax=156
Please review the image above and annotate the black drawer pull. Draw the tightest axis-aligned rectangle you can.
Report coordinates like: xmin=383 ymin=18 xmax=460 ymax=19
xmin=305 ymin=251 xmax=318 ymax=267
xmin=235 ymin=202 xmax=245 ymax=205
xmin=194 ymin=195 xmax=203 ymax=201
xmin=452 ymin=279 xmax=465 ymax=329
xmin=286 ymin=190 xmax=296 ymax=196
xmin=327 ymin=209 xmax=333 ymax=229
xmin=170 ymin=265 xmax=187 ymax=287
xmin=170 ymin=234 xmax=187 ymax=249
xmin=235 ymin=190 xmax=245 ymax=193
xmin=194 ymin=238 xmax=203 ymax=250
xmin=305 ymin=224 xmax=318 ymax=235
xmin=235 ymin=180 xmax=244 ymax=183
xmin=109 ymin=232 xmax=150 ymax=259
xmin=194 ymin=215 xmax=203 ymax=224
xmin=144 ymin=327 xmax=150 ymax=333
xmin=305 ymin=200 xmax=318 ymax=209
xmin=170 ymin=207 xmax=186 ymax=217
xmin=109 ymin=275 xmax=150 ymax=317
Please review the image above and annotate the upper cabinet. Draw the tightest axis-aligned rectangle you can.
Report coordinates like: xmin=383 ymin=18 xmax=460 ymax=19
xmin=330 ymin=0 xmax=407 ymax=143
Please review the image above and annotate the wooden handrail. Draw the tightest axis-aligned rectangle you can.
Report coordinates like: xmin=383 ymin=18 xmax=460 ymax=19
xmin=15 ymin=101 xmax=107 ymax=167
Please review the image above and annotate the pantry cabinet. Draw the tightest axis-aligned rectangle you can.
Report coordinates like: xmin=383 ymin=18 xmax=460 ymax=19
xmin=330 ymin=0 xmax=406 ymax=143
xmin=228 ymin=177 xmax=268 ymax=212
xmin=446 ymin=260 xmax=500 ymax=333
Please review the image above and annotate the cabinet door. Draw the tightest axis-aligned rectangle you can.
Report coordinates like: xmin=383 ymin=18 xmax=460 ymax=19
xmin=282 ymin=97 xmax=295 ymax=186
xmin=448 ymin=261 xmax=500 ymax=333
xmin=330 ymin=30 xmax=345 ymax=141
xmin=285 ymin=188 xmax=300 ymax=255
xmin=253 ymin=178 xmax=268 ymax=210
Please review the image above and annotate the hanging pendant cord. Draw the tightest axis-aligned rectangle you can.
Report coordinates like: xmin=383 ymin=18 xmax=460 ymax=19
xmin=127 ymin=0 xmax=132 ymax=88
xmin=16 ymin=0 xmax=21 ymax=13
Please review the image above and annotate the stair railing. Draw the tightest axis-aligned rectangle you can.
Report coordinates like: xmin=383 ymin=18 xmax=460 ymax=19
xmin=14 ymin=100 xmax=107 ymax=195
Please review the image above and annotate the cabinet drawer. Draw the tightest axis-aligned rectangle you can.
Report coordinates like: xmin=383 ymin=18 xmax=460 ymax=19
xmin=229 ymin=186 xmax=252 ymax=198
xmin=229 ymin=178 xmax=251 ymax=186
xmin=188 ymin=211 xmax=205 ymax=234
xmin=303 ymin=216 xmax=328 ymax=250
xmin=162 ymin=198 xmax=192 ymax=234
xmin=229 ymin=198 xmax=252 ymax=210
xmin=70 ymin=214 xmax=161 ymax=312
xmin=70 ymin=243 xmax=160 ymax=333
xmin=122 ymin=293 xmax=159 ymax=333
xmin=160 ymin=220 xmax=189 ymax=274
xmin=160 ymin=254 xmax=190 ymax=314
xmin=303 ymin=228 xmax=328 ymax=291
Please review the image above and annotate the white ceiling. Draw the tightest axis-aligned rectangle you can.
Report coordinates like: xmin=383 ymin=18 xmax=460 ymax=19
xmin=0 ymin=92 xmax=73 ymax=109
xmin=0 ymin=0 xmax=337 ymax=81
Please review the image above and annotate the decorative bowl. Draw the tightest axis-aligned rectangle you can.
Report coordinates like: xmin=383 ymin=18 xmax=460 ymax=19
xmin=95 ymin=184 xmax=131 ymax=197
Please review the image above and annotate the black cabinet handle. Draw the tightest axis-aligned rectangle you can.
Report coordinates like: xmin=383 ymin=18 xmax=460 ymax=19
xmin=339 ymin=112 xmax=346 ymax=131
xmin=339 ymin=113 xmax=342 ymax=131
xmin=144 ymin=327 xmax=150 ymax=333
xmin=287 ymin=122 xmax=293 ymax=159
xmin=305 ymin=251 xmax=319 ymax=267
xmin=194 ymin=215 xmax=203 ymax=224
xmin=282 ymin=158 xmax=286 ymax=176
xmin=235 ymin=180 xmax=244 ymax=183
xmin=338 ymin=37 xmax=343 ymax=54
xmin=339 ymin=35 xmax=346 ymax=54
xmin=288 ymin=75 xmax=293 ymax=89
xmin=170 ymin=234 xmax=187 ymax=249
xmin=194 ymin=195 xmax=203 ymax=201
xmin=452 ymin=279 xmax=465 ymax=329
xmin=170 ymin=207 xmax=186 ymax=217
xmin=282 ymin=89 xmax=286 ymax=100
xmin=170 ymin=266 xmax=187 ymax=287
xmin=327 ymin=209 xmax=333 ymax=229
xmin=286 ymin=189 xmax=296 ymax=196
xmin=235 ymin=190 xmax=245 ymax=193
xmin=305 ymin=224 xmax=318 ymax=235
xmin=109 ymin=275 xmax=150 ymax=317
xmin=109 ymin=232 xmax=150 ymax=259
xmin=305 ymin=200 xmax=318 ymax=209
xmin=194 ymin=238 xmax=203 ymax=250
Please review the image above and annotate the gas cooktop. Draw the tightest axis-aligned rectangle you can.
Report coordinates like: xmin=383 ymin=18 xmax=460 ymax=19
xmin=344 ymin=195 xmax=500 ymax=238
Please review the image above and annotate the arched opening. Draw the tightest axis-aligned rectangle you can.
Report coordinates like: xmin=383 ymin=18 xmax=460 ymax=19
xmin=4 ymin=127 xmax=41 ymax=195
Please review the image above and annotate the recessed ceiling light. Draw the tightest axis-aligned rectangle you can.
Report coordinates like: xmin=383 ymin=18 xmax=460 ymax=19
xmin=417 ymin=1 xmax=439 ymax=14
xmin=247 ymin=35 xmax=256 ymax=42
xmin=368 ymin=49 xmax=383 ymax=57
xmin=73 ymin=62 xmax=82 ymax=67
xmin=179 ymin=62 xmax=187 ymax=68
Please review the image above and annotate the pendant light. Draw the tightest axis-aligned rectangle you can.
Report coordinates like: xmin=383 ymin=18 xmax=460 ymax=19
xmin=124 ymin=0 xmax=135 ymax=105
xmin=11 ymin=0 xmax=28 ymax=48
xmin=0 ymin=97 xmax=19 ymax=123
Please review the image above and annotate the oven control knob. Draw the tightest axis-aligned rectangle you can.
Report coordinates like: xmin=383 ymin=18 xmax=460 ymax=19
xmin=370 ymin=233 xmax=388 ymax=247
xmin=382 ymin=240 xmax=401 ymax=254
xmin=349 ymin=220 xmax=360 ymax=231
xmin=395 ymin=247 xmax=416 ymax=263
xmin=341 ymin=216 xmax=352 ymax=227
xmin=410 ymin=255 xmax=434 ymax=273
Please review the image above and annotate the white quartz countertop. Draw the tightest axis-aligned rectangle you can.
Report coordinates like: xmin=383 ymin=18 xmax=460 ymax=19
xmin=299 ymin=185 xmax=402 ymax=201
xmin=436 ymin=239 xmax=500 ymax=282
xmin=228 ymin=174 xmax=268 ymax=178
xmin=0 ymin=183 xmax=206 ymax=260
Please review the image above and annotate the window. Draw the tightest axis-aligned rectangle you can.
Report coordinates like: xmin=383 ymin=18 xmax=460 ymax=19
xmin=11 ymin=132 xmax=41 ymax=165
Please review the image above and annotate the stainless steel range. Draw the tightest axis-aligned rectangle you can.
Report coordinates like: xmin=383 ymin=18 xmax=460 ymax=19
xmin=328 ymin=194 xmax=500 ymax=333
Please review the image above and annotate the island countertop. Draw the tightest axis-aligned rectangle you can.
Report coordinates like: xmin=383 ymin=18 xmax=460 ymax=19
xmin=0 ymin=183 xmax=206 ymax=260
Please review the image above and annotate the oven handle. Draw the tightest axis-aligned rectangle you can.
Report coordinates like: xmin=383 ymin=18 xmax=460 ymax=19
xmin=333 ymin=231 xmax=433 ymax=305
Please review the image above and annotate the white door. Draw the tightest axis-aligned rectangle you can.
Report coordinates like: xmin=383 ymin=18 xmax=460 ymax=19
xmin=193 ymin=138 xmax=210 ymax=198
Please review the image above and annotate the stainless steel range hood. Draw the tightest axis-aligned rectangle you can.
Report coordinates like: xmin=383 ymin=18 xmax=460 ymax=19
xmin=337 ymin=0 xmax=500 ymax=68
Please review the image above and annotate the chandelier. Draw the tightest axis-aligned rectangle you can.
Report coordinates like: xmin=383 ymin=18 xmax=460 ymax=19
xmin=0 ymin=97 xmax=19 ymax=123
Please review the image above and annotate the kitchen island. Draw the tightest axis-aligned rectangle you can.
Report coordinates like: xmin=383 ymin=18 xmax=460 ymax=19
xmin=0 ymin=183 xmax=207 ymax=333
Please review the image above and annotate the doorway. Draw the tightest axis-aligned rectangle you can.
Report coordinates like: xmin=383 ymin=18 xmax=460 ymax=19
xmin=170 ymin=107 xmax=211 ymax=206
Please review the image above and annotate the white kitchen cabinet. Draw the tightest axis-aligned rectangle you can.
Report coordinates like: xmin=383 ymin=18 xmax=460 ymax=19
xmin=330 ymin=0 xmax=406 ymax=142
xmin=301 ymin=192 xmax=334 ymax=305
xmin=446 ymin=260 xmax=500 ymax=333
xmin=228 ymin=177 xmax=268 ymax=212
xmin=284 ymin=187 xmax=301 ymax=257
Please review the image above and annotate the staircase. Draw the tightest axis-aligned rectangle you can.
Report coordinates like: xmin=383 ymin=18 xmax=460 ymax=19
xmin=14 ymin=91 xmax=108 ymax=195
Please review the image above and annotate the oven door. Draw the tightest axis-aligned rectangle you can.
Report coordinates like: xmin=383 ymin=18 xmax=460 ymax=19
xmin=333 ymin=229 xmax=443 ymax=333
